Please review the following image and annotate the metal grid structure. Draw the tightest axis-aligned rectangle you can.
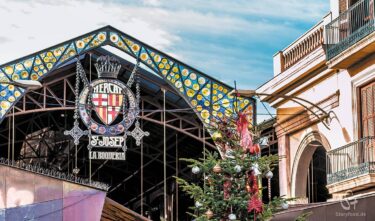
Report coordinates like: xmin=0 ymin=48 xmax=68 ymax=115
xmin=0 ymin=48 xmax=221 ymax=217
xmin=0 ymin=26 xmax=256 ymax=218
xmin=0 ymin=26 xmax=255 ymax=132
xmin=327 ymin=136 xmax=375 ymax=184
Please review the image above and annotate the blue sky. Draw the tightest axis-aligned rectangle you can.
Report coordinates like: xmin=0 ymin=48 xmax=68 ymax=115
xmin=0 ymin=0 xmax=330 ymax=122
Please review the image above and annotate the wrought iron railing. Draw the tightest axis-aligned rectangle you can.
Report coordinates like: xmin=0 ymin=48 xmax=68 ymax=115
xmin=325 ymin=0 xmax=375 ymax=60
xmin=0 ymin=158 xmax=110 ymax=191
xmin=327 ymin=136 xmax=375 ymax=184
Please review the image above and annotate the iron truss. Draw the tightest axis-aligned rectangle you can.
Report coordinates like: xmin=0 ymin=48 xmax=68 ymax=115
xmin=0 ymin=26 xmax=255 ymax=139
xmin=5 ymin=70 xmax=215 ymax=149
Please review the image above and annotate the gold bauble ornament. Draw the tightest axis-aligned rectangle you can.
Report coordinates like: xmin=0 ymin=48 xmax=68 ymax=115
xmin=246 ymin=184 xmax=251 ymax=193
xmin=213 ymin=164 xmax=222 ymax=173
xmin=205 ymin=209 xmax=214 ymax=219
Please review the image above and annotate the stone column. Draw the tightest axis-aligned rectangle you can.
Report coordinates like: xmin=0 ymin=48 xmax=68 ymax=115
xmin=277 ymin=133 xmax=291 ymax=198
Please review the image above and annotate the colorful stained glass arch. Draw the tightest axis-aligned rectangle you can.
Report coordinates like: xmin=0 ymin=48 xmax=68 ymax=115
xmin=0 ymin=26 xmax=255 ymax=137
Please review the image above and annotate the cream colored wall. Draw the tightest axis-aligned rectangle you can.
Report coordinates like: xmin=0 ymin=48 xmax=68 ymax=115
xmin=330 ymin=0 xmax=339 ymax=18
xmin=259 ymin=1 xmax=375 ymax=199
xmin=280 ymin=62 xmax=375 ymax=199
xmin=280 ymin=69 xmax=354 ymax=151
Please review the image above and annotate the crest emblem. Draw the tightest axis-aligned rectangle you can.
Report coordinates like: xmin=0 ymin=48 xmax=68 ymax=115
xmin=65 ymin=55 xmax=149 ymax=161
xmin=78 ymin=56 xmax=138 ymax=135
xmin=92 ymin=84 xmax=123 ymax=125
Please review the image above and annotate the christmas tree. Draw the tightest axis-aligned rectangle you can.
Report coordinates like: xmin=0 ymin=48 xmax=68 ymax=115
xmin=176 ymin=112 xmax=289 ymax=220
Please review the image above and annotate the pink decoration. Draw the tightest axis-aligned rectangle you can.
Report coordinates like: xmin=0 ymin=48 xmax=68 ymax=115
xmin=236 ymin=112 xmax=260 ymax=154
xmin=247 ymin=194 xmax=263 ymax=214
xmin=250 ymin=143 xmax=260 ymax=154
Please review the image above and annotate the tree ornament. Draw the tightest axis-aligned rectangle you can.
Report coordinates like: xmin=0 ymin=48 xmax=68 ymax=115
xmin=248 ymin=194 xmax=263 ymax=214
xmin=228 ymin=213 xmax=236 ymax=220
xmin=205 ymin=209 xmax=214 ymax=219
xmin=192 ymin=166 xmax=201 ymax=174
xmin=72 ymin=167 xmax=80 ymax=175
xmin=236 ymin=112 xmax=252 ymax=152
xmin=175 ymin=111 xmax=282 ymax=220
xmin=246 ymin=184 xmax=251 ymax=193
xmin=225 ymin=149 xmax=234 ymax=159
xmin=248 ymin=170 xmax=259 ymax=194
xmin=250 ymin=143 xmax=261 ymax=154
xmin=251 ymin=163 xmax=261 ymax=176
xmin=223 ymin=177 xmax=232 ymax=200
xmin=195 ymin=201 xmax=202 ymax=208
xmin=281 ymin=201 xmax=289 ymax=210
xmin=213 ymin=164 xmax=222 ymax=173
xmin=265 ymin=170 xmax=273 ymax=179
xmin=234 ymin=165 xmax=242 ymax=173
xmin=205 ymin=175 xmax=213 ymax=186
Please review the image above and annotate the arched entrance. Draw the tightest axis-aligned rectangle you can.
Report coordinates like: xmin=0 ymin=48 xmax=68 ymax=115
xmin=292 ymin=132 xmax=331 ymax=202
xmin=306 ymin=143 xmax=330 ymax=203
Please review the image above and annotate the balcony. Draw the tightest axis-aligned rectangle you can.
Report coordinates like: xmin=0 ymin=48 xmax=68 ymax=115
xmin=273 ymin=21 xmax=324 ymax=75
xmin=326 ymin=137 xmax=375 ymax=198
xmin=261 ymin=20 xmax=326 ymax=104
xmin=325 ymin=0 xmax=375 ymax=68
xmin=282 ymin=23 xmax=324 ymax=70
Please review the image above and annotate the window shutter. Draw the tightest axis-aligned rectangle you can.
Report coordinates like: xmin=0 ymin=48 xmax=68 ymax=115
xmin=361 ymin=82 xmax=375 ymax=138
xmin=339 ymin=0 xmax=348 ymax=13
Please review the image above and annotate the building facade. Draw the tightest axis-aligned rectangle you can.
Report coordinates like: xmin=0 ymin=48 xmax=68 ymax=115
xmin=257 ymin=0 xmax=375 ymax=203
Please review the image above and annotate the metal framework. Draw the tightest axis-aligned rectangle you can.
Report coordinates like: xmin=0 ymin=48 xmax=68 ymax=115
xmin=5 ymin=71 xmax=215 ymax=149
xmin=327 ymin=136 xmax=375 ymax=184
xmin=0 ymin=26 xmax=256 ymax=217
xmin=0 ymin=26 xmax=255 ymax=137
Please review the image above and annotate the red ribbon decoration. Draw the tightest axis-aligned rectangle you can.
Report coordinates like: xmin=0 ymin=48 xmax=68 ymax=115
xmin=223 ymin=176 xmax=232 ymax=200
xmin=248 ymin=194 xmax=263 ymax=214
xmin=247 ymin=170 xmax=263 ymax=216
xmin=236 ymin=112 xmax=260 ymax=154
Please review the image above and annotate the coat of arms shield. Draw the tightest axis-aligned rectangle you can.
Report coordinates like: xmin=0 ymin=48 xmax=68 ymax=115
xmin=92 ymin=82 xmax=123 ymax=125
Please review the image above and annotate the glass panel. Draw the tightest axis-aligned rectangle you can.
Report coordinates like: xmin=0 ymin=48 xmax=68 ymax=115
xmin=63 ymin=182 xmax=106 ymax=221
xmin=5 ymin=167 xmax=35 ymax=208
xmin=34 ymin=174 xmax=63 ymax=203
xmin=5 ymin=199 xmax=63 ymax=221
xmin=0 ymin=166 xmax=6 ymax=209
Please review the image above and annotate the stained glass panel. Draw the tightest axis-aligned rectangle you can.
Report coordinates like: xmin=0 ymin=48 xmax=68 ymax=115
xmin=0 ymin=27 xmax=255 ymax=136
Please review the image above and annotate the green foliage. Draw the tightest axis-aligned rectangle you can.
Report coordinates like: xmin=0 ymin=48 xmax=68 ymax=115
xmin=175 ymin=114 xmax=290 ymax=220
xmin=176 ymin=147 xmax=286 ymax=220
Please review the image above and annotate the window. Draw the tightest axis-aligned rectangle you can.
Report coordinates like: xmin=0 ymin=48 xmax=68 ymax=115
xmin=360 ymin=81 xmax=375 ymax=137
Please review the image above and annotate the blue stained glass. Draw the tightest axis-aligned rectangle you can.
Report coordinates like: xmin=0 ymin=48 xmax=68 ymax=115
xmin=57 ymin=43 xmax=77 ymax=66
xmin=109 ymin=32 xmax=131 ymax=54
xmin=75 ymin=34 xmax=95 ymax=54
xmin=0 ymin=26 xmax=256 ymax=131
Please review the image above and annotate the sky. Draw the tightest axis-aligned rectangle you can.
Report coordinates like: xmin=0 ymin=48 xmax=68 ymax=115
xmin=0 ymin=0 xmax=330 ymax=122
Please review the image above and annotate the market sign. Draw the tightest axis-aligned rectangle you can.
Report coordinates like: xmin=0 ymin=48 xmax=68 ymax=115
xmin=90 ymin=135 xmax=125 ymax=148
xmin=89 ymin=151 xmax=126 ymax=160
xmin=65 ymin=56 xmax=149 ymax=161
